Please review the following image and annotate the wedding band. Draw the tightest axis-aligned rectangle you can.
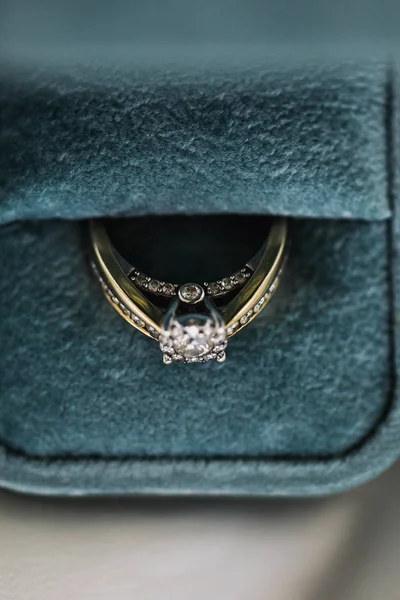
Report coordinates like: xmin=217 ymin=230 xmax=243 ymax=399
xmin=89 ymin=217 xmax=288 ymax=364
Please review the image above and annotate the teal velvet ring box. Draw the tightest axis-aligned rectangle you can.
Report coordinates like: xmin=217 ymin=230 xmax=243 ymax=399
xmin=1 ymin=51 xmax=399 ymax=496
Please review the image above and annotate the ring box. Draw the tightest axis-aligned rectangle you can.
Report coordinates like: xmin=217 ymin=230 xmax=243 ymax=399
xmin=1 ymin=41 xmax=399 ymax=495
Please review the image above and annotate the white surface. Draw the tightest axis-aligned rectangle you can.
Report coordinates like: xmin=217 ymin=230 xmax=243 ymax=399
xmin=0 ymin=463 xmax=399 ymax=600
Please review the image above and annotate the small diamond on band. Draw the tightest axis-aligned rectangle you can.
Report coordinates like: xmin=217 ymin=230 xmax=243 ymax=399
xmin=178 ymin=283 xmax=205 ymax=304
xmin=162 ymin=283 xmax=176 ymax=295
xmin=148 ymin=280 xmax=161 ymax=293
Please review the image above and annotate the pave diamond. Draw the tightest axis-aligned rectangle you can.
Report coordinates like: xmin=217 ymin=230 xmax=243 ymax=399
xmin=227 ymin=322 xmax=238 ymax=335
xmin=207 ymin=282 xmax=221 ymax=296
xmin=221 ymin=277 xmax=234 ymax=290
xmin=135 ymin=273 xmax=148 ymax=287
xmin=254 ymin=298 xmax=264 ymax=312
xmin=234 ymin=272 xmax=247 ymax=285
xmin=162 ymin=283 xmax=176 ymax=295
xmin=148 ymin=280 xmax=160 ymax=293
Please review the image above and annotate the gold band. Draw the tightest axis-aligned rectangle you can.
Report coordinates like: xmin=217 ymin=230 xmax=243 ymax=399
xmin=89 ymin=217 xmax=288 ymax=363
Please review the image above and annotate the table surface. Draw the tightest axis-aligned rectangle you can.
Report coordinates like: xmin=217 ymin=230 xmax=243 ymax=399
xmin=0 ymin=462 xmax=399 ymax=600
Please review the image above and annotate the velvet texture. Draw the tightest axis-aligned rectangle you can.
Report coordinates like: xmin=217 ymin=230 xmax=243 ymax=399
xmin=0 ymin=56 xmax=399 ymax=496
xmin=0 ymin=61 xmax=389 ymax=222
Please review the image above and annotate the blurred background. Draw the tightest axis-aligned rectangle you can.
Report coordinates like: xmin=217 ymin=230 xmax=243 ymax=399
xmin=1 ymin=460 xmax=399 ymax=599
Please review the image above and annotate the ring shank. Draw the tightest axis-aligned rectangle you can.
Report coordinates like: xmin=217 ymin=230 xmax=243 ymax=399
xmin=89 ymin=217 xmax=288 ymax=340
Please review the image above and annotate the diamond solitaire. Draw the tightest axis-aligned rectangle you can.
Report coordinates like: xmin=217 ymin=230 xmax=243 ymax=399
xmin=160 ymin=291 xmax=227 ymax=364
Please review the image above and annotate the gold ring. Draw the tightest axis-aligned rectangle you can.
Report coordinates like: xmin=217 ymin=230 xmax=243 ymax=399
xmin=89 ymin=217 xmax=288 ymax=364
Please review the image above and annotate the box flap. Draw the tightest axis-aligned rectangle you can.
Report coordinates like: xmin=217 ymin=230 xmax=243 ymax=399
xmin=0 ymin=57 xmax=390 ymax=222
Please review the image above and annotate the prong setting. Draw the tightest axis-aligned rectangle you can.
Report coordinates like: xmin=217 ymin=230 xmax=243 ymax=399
xmin=159 ymin=297 xmax=228 ymax=364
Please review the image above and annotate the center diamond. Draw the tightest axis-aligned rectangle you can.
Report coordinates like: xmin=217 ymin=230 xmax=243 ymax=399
xmin=173 ymin=318 xmax=214 ymax=358
xmin=160 ymin=312 xmax=227 ymax=364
